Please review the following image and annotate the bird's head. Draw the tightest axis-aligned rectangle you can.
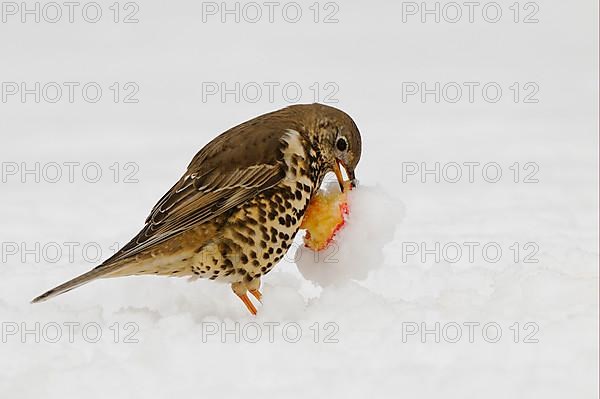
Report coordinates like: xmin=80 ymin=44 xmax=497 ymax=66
xmin=296 ymin=103 xmax=362 ymax=191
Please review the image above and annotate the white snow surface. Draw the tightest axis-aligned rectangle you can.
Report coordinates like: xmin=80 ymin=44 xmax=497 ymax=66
xmin=296 ymin=182 xmax=403 ymax=285
xmin=0 ymin=0 xmax=598 ymax=398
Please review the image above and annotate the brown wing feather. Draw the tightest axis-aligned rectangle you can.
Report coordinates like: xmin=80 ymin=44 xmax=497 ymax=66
xmin=105 ymin=163 xmax=284 ymax=264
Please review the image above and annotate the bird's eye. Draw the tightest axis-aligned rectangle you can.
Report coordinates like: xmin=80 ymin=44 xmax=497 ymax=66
xmin=336 ymin=137 xmax=348 ymax=152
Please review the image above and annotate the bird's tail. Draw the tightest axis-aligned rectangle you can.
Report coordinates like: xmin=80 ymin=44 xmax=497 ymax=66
xmin=31 ymin=263 xmax=123 ymax=304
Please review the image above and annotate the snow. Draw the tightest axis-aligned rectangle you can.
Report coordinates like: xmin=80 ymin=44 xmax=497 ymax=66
xmin=296 ymin=182 xmax=403 ymax=286
xmin=0 ymin=0 xmax=598 ymax=398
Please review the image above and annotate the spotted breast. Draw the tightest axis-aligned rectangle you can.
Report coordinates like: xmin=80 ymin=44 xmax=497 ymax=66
xmin=189 ymin=129 xmax=322 ymax=285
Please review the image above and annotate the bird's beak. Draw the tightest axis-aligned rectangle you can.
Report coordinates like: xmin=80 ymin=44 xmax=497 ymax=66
xmin=348 ymin=169 xmax=357 ymax=188
xmin=333 ymin=160 xmax=357 ymax=192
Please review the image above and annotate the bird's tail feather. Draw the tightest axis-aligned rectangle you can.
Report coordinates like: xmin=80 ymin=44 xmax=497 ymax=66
xmin=31 ymin=263 xmax=123 ymax=304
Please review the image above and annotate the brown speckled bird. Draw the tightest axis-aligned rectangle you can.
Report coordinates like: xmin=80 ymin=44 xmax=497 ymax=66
xmin=32 ymin=103 xmax=362 ymax=314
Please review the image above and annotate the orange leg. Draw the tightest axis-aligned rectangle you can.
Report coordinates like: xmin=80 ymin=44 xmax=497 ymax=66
xmin=249 ymin=289 xmax=262 ymax=303
xmin=236 ymin=293 xmax=257 ymax=315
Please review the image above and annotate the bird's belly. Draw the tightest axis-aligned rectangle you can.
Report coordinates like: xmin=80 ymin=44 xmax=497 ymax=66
xmin=189 ymin=179 xmax=314 ymax=283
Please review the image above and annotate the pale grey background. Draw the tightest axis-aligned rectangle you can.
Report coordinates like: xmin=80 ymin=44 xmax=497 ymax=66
xmin=0 ymin=1 xmax=598 ymax=398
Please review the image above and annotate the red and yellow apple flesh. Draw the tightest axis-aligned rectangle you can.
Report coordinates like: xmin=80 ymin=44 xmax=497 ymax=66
xmin=300 ymin=181 xmax=351 ymax=251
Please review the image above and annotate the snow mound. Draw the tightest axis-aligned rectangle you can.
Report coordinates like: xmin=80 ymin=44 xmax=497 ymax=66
xmin=296 ymin=183 xmax=404 ymax=285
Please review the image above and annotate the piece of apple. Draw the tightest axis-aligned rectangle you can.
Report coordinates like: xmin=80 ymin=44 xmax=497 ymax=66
xmin=300 ymin=182 xmax=351 ymax=251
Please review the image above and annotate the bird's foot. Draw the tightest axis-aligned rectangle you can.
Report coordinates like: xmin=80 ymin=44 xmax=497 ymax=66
xmin=249 ymin=289 xmax=262 ymax=303
xmin=236 ymin=293 xmax=257 ymax=315
xmin=232 ymin=281 xmax=262 ymax=315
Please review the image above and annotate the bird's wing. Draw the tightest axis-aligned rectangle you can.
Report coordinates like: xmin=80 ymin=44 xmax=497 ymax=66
xmin=104 ymin=160 xmax=285 ymax=264
xmin=112 ymin=164 xmax=284 ymax=263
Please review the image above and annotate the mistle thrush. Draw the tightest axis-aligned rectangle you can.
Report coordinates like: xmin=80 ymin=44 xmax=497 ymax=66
xmin=32 ymin=103 xmax=362 ymax=314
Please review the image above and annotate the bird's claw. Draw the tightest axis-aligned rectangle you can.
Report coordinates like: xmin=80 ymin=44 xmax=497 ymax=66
xmin=236 ymin=293 xmax=257 ymax=315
